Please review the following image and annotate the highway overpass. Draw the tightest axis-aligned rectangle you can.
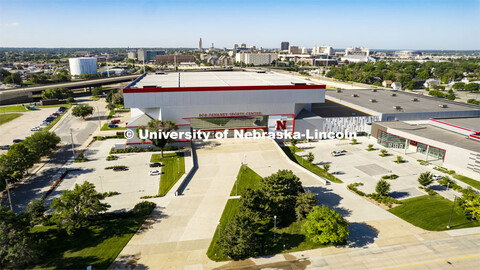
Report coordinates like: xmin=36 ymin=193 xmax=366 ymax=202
xmin=0 ymin=74 xmax=140 ymax=105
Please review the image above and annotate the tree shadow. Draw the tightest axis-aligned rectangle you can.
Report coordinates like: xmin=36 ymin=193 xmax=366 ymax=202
xmin=306 ymin=186 xmax=352 ymax=218
xmin=389 ymin=191 xmax=411 ymax=199
xmin=109 ymin=254 xmax=149 ymax=270
xmin=347 ymin=222 xmax=379 ymax=248
xmin=429 ymin=184 xmax=447 ymax=192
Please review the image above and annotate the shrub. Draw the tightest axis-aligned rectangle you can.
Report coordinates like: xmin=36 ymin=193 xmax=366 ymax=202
xmin=366 ymin=144 xmax=374 ymax=151
xmin=66 ymin=97 xmax=75 ymax=104
xmin=379 ymin=149 xmax=388 ymax=157
xmin=103 ymin=191 xmax=119 ymax=197
xmin=74 ymin=152 xmax=88 ymax=163
xmin=395 ymin=156 xmax=404 ymax=164
xmin=417 ymin=159 xmax=431 ymax=166
xmin=306 ymin=152 xmax=315 ymax=163
xmin=303 ymin=206 xmax=349 ymax=245
xmin=382 ymin=174 xmax=398 ymax=180
xmin=350 ymin=138 xmax=357 ymax=145
xmin=133 ymin=201 xmax=156 ymax=216
xmin=418 ymin=172 xmax=433 ymax=187
xmin=110 ymin=146 xmax=181 ymax=154
xmin=347 ymin=182 xmax=365 ymax=196
xmin=375 ymin=180 xmax=391 ymax=196
xmin=106 ymin=155 xmax=118 ymax=161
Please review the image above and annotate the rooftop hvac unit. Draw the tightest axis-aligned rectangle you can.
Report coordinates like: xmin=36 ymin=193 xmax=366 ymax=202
xmin=352 ymin=94 xmax=359 ymax=97
xmin=394 ymin=106 xmax=402 ymax=110
xmin=391 ymin=93 xmax=397 ymax=96
xmin=411 ymin=98 xmax=419 ymax=102
xmin=370 ymin=99 xmax=377 ymax=103
xmin=439 ymin=104 xmax=448 ymax=108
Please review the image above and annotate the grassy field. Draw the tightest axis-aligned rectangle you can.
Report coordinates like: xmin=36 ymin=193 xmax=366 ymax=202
xmin=389 ymin=195 xmax=480 ymax=231
xmin=101 ymin=123 xmax=127 ymax=131
xmin=29 ymin=212 xmax=150 ymax=269
xmin=150 ymin=152 xmax=185 ymax=196
xmin=0 ymin=113 xmax=23 ymax=126
xmin=281 ymin=146 xmax=343 ymax=183
xmin=453 ymin=174 xmax=480 ymax=190
xmin=229 ymin=165 xmax=262 ymax=196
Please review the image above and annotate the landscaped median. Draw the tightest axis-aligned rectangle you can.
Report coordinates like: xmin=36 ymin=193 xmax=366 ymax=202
xmin=280 ymin=146 xmax=343 ymax=183
xmin=207 ymin=165 xmax=345 ymax=262
xmin=141 ymin=152 xmax=185 ymax=198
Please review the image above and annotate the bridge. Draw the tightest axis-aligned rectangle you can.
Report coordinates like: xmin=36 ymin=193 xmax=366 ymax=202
xmin=0 ymin=74 xmax=140 ymax=105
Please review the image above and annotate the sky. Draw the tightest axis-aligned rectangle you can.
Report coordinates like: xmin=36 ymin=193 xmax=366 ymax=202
xmin=0 ymin=0 xmax=479 ymax=50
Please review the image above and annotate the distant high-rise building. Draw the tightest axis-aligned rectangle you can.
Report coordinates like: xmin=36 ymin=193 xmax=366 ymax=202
xmin=288 ymin=46 xmax=301 ymax=54
xmin=138 ymin=49 xmax=166 ymax=62
xmin=240 ymin=43 xmax=247 ymax=48
xmin=345 ymin=47 xmax=369 ymax=56
xmin=281 ymin=41 xmax=289 ymax=51
xmin=234 ymin=44 xmax=239 ymax=50
xmin=199 ymin=38 xmax=202 ymax=50
xmin=312 ymin=46 xmax=334 ymax=56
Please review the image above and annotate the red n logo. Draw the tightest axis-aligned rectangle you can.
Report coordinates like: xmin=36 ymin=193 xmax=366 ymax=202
xmin=276 ymin=120 xmax=287 ymax=130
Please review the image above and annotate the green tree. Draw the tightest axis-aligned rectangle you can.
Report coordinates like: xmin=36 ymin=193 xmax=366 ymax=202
xmin=295 ymin=192 xmax=318 ymax=220
xmin=143 ymin=119 xmax=178 ymax=157
xmin=465 ymin=83 xmax=479 ymax=92
xmin=375 ymin=179 xmax=391 ymax=196
xmin=217 ymin=210 xmax=261 ymax=260
xmin=22 ymin=131 xmax=60 ymax=158
xmin=26 ymin=199 xmax=47 ymax=225
xmin=91 ymin=87 xmax=103 ymax=97
xmin=105 ymin=102 xmax=115 ymax=111
xmin=452 ymin=82 xmax=465 ymax=90
xmin=418 ymin=172 xmax=433 ymax=187
xmin=322 ymin=164 xmax=330 ymax=173
xmin=2 ymin=73 xmax=22 ymax=85
xmin=72 ymin=104 xmax=94 ymax=119
xmin=51 ymin=181 xmax=110 ymax=234
xmin=66 ymin=96 xmax=75 ymax=104
xmin=0 ymin=206 xmax=39 ymax=268
xmin=395 ymin=155 xmax=404 ymax=164
xmin=350 ymin=138 xmax=357 ymax=145
xmin=380 ymin=149 xmax=388 ymax=157
xmin=303 ymin=206 xmax=349 ymax=245
xmin=306 ymin=152 xmax=315 ymax=163
xmin=446 ymin=93 xmax=456 ymax=100
xmin=366 ymin=144 xmax=374 ymax=151
xmin=290 ymin=138 xmax=298 ymax=152
xmin=259 ymin=170 xmax=304 ymax=221
xmin=42 ymin=88 xmax=73 ymax=100
xmin=51 ymin=70 xmax=71 ymax=82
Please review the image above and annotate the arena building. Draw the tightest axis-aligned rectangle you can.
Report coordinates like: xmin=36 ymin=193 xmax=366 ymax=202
xmin=123 ymin=71 xmax=327 ymax=144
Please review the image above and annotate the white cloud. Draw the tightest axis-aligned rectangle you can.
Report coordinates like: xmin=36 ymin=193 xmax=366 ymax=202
xmin=0 ymin=22 xmax=19 ymax=27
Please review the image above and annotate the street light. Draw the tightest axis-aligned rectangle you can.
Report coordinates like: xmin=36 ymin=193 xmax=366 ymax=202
xmin=274 ymin=215 xmax=277 ymax=239
xmin=446 ymin=195 xmax=457 ymax=229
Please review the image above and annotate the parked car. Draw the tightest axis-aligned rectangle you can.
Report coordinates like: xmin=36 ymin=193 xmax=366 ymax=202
xmin=149 ymin=170 xmax=161 ymax=176
xmin=331 ymin=151 xmax=344 ymax=157
xmin=58 ymin=106 xmax=67 ymax=111
xmin=40 ymin=121 xmax=49 ymax=126
xmin=432 ymin=174 xmax=443 ymax=180
xmin=0 ymin=145 xmax=10 ymax=150
xmin=31 ymin=126 xmax=42 ymax=131
xmin=45 ymin=117 xmax=55 ymax=122
xmin=56 ymin=110 xmax=65 ymax=114
xmin=51 ymin=113 xmax=60 ymax=117
xmin=110 ymin=119 xmax=120 ymax=124
xmin=149 ymin=162 xmax=162 ymax=168
xmin=13 ymin=139 xmax=23 ymax=143
xmin=108 ymin=124 xmax=118 ymax=128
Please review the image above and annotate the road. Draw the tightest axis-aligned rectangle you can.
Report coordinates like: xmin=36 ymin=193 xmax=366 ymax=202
xmin=3 ymin=98 xmax=108 ymax=213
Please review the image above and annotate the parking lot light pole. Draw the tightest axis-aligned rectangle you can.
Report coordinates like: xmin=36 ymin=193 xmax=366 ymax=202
xmin=70 ymin=129 xmax=76 ymax=158
xmin=274 ymin=215 xmax=277 ymax=239
xmin=4 ymin=179 xmax=13 ymax=211
xmin=446 ymin=195 xmax=457 ymax=229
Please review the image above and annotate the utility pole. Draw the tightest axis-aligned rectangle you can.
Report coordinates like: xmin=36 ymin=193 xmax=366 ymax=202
xmin=4 ymin=179 xmax=13 ymax=211
xmin=96 ymin=106 xmax=101 ymax=130
xmin=446 ymin=195 xmax=457 ymax=229
xmin=70 ymin=129 xmax=76 ymax=158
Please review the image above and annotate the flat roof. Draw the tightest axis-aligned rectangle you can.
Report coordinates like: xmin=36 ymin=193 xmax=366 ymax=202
xmin=378 ymin=121 xmax=480 ymax=153
xmin=433 ymin=117 xmax=480 ymax=133
xmin=125 ymin=71 xmax=322 ymax=89
xmin=326 ymin=89 xmax=479 ymax=114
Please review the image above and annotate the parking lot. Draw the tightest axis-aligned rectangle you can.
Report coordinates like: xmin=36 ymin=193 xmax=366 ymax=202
xmin=0 ymin=107 xmax=60 ymax=152
xmin=296 ymin=137 xmax=448 ymax=200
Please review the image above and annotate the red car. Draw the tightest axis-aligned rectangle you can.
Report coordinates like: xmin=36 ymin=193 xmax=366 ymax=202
xmin=51 ymin=113 xmax=60 ymax=117
xmin=110 ymin=119 xmax=120 ymax=124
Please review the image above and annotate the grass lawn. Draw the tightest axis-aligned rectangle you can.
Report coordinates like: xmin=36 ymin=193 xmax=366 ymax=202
xmin=150 ymin=152 xmax=185 ymax=196
xmin=229 ymin=165 xmax=262 ymax=196
xmin=29 ymin=212 xmax=149 ymax=269
xmin=453 ymin=174 xmax=480 ymax=190
xmin=0 ymin=113 xmax=23 ymax=125
xmin=281 ymin=146 xmax=343 ymax=183
xmin=101 ymin=123 xmax=127 ymax=131
xmin=389 ymin=195 xmax=480 ymax=231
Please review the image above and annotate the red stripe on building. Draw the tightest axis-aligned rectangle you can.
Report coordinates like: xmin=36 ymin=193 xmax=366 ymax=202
xmin=124 ymin=84 xmax=325 ymax=93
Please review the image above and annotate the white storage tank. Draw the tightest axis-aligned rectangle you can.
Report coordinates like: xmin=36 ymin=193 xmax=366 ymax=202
xmin=69 ymin=57 xmax=97 ymax=76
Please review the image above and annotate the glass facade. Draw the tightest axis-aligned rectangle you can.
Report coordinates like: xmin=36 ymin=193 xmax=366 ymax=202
xmin=377 ymin=130 xmax=445 ymax=160
xmin=189 ymin=116 xmax=268 ymax=130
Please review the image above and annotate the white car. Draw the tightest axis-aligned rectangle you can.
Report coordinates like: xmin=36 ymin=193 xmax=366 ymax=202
xmin=40 ymin=121 xmax=49 ymax=126
xmin=331 ymin=151 xmax=344 ymax=157
xmin=149 ymin=170 xmax=161 ymax=176
xmin=31 ymin=126 xmax=42 ymax=131
xmin=432 ymin=174 xmax=443 ymax=180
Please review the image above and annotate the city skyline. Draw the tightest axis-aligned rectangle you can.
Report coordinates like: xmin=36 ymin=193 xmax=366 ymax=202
xmin=0 ymin=0 xmax=479 ymax=50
